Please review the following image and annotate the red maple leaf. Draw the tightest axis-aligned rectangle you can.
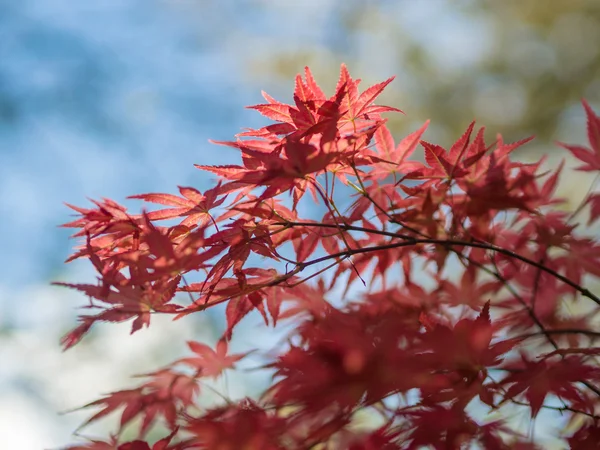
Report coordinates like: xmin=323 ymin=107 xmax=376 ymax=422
xmin=587 ymin=193 xmax=600 ymax=225
xmin=177 ymin=339 xmax=246 ymax=378
xmin=568 ymin=421 xmax=600 ymax=450
xmin=416 ymin=122 xmax=489 ymax=182
xmin=79 ymin=369 xmax=198 ymax=435
xmin=184 ymin=399 xmax=287 ymax=450
xmin=55 ymin=272 xmax=181 ymax=348
xmin=367 ymin=121 xmax=429 ymax=180
xmin=498 ymin=354 xmax=600 ymax=417
xmin=403 ymin=404 xmax=513 ymax=450
xmin=129 ymin=184 xmax=226 ymax=227
xmin=416 ymin=302 xmax=518 ymax=407
xmin=558 ymin=100 xmax=600 ymax=171
xmin=436 ymin=267 xmax=502 ymax=310
xmin=248 ymin=64 xmax=400 ymax=143
xmin=66 ymin=429 xmax=186 ymax=450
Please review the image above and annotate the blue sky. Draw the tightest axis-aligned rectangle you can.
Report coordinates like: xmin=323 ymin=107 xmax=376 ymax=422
xmin=0 ymin=1 xmax=270 ymax=446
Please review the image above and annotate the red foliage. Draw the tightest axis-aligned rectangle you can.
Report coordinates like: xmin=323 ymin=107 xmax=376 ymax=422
xmin=58 ymin=65 xmax=600 ymax=449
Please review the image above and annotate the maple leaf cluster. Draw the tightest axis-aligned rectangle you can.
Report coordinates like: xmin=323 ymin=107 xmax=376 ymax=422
xmin=58 ymin=65 xmax=600 ymax=449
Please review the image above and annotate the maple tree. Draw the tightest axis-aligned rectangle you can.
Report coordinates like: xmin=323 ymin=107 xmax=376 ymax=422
xmin=57 ymin=65 xmax=600 ymax=449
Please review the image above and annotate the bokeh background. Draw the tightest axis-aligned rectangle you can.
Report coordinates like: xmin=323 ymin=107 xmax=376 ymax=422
xmin=1 ymin=0 xmax=599 ymax=448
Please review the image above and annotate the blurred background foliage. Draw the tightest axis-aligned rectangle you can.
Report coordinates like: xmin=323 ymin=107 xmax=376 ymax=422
xmin=1 ymin=0 xmax=599 ymax=447
xmin=246 ymin=0 xmax=600 ymax=146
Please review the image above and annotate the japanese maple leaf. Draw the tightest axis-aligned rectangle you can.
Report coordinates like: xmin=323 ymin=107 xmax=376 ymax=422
xmin=56 ymin=272 xmax=182 ymax=348
xmin=333 ymin=64 xmax=402 ymax=132
xmin=558 ymin=100 xmax=600 ymax=171
xmin=275 ymin=277 xmax=334 ymax=322
xmin=179 ymin=267 xmax=297 ymax=337
xmin=415 ymin=302 xmax=519 ymax=408
xmin=515 ymin=211 xmax=575 ymax=251
xmin=80 ymin=369 xmax=199 ymax=436
xmin=520 ymin=159 xmax=566 ymax=211
xmin=460 ymin=156 xmax=535 ymax=214
xmin=177 ymin=340 xmax=246 ymax=378
xmin=129 ymin=184 xmax=226 ymax=227
xmin=119 ymin=442 xmax=152 ymax=450
xmin=332 ymin=231 xmax=413 ymax=291
xmin=417 ymin=302 xmax=517 ymax=379
xmin=282 ymin=139 xmax=343 ymax=178
xmin=247 ymin=64 xmax=400 ymax=143
xmin=289 ymin=222 xmax=325 ymax=263
xmin=67 ymin=430 xmax=184 ymax=450
xmin=197 ymin=141 xmax=338 ymax=204
xmin=498 ymin=355 xmax=600 ymax=417
xmin=404 ymin=404 xmax=511 ymax=450
xmin=220 ymin=269 xmax=297 ymax=337
xmin=418 ymin=122 xmax=488 ymax=181
xmin=436 ymin=267 xmax=502 ymax=310
xmin=393 ymin=185 xmax=447 ymax=238
xmin=268 ymin=307 xmax=421 ymax=412
xmin=556 ymin=237 xmax=600 ymax=286
xmin=586 ymin=193 xmax=600 ymax=225
xmin=117 ymin=428 xmax=182 ymax=450
xmin=195 ymin=138 xmax=283 ymax=192
xmin=226 ymin=140 xmax=343 ymax=199
xmin=343 ymin=426 xmax=402 ymax=450
xmin=117 ymin=216 xmax=221 ymax=282
xmin=175 ymin=218 xmax=276 ymax=295
xmin=453 ymin=135 xmax=535 ymax=214
xmin=65 ymin=436 xmax=121 ymax=450
xmin=62 ymin=199 xmax=144 ymax=263
xmin=62 ymin=198 xmax=140 ymax=239
xmin=568 ymin=421 xmax=600 ymax=450
xmin=367 ymin=121 xmax=429 ymax=180
xmin=247 ymin=67 xmax=325 ymax=138
xmin=184 ymin=399 xmax=287 ymax=450
xmin=224 ymin=291 xmax=268 ymax=339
